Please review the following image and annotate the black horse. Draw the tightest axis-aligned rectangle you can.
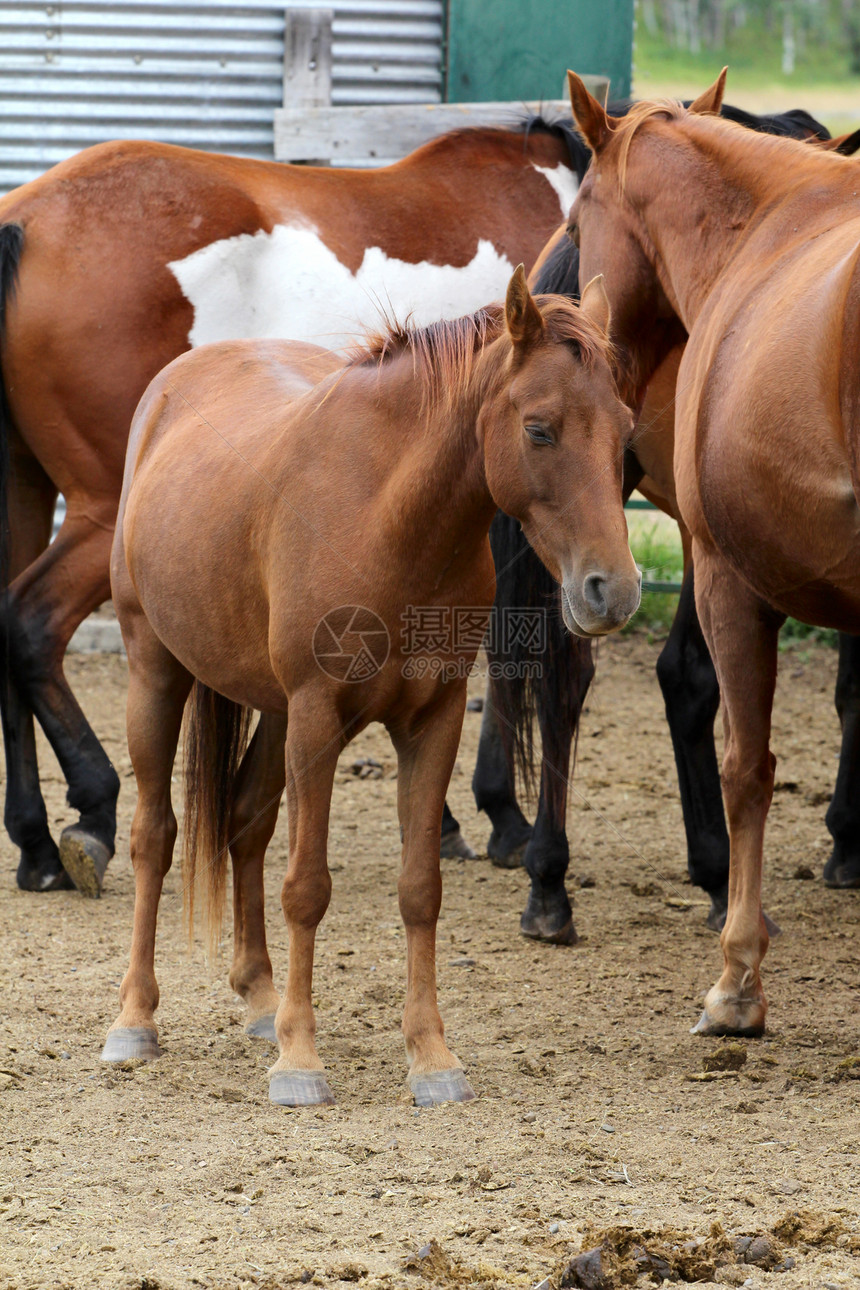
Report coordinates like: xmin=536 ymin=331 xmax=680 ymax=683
xmin=446 ymin=100 xmax=860 ymax=945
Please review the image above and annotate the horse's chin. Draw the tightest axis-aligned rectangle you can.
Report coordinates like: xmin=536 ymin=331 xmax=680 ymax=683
xmin=561 ymin=586 xmax=629 ymax=638
xmin=561 ymin=589 xmax=596 ymax=638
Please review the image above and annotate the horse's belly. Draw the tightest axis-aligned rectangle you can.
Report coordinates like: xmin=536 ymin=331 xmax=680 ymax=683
xmin=691 ymin=446 xmax=860 ymax=629
xmin=169 ymin=225 xmax=516 ymax=352
xmin=123 ymin=482 xmax=286 ymax=712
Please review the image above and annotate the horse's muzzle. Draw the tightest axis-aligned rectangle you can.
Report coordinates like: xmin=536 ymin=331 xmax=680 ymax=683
xmin=561 ymin=569 xmax=641 ymax=637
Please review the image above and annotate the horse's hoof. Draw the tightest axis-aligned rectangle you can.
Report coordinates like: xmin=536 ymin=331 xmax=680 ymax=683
xmin=59 ymin=828 xmax=111 ymax=898
xmin=245 ymin=1014 xmax=277 ymax=1043
xmin=520 ymin=912 xmax=579 ymax=946
xmin=488 ymin=841 xmax=527 ymax=870
xmin=269 ymin=1070 xmax=335 ymax=1107
xmin=487 ymin=824 xmax=531 ymax=870
xmin=101 ymin=1027 xmax=163 ymax=1062
xmin=440 ymin=829 xmax=477 ymax=860
xmin=822 ymin=855 xmax=860 ymax=888
xmin=16 ymin=852 xmax=74 ymax=893
xmin=410 ymin=1068 xmax=476 ymax=1107
xmin=762 ymin=910 xmax=781 ymax=937
xmin=706 ymin=894 xmax=780 ymax=938
xmin=706 ymin=891 xmax=728 ymax=933
xmin=691 ymin=992 xmax=766 ymax=1038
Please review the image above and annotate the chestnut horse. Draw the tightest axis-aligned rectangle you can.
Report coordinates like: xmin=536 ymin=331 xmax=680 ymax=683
xmin=477 ymin=105 xmax=858 ymax=946
xmin=104 ymin=273 xmax=640 ymax=1106
xmin=0 ymin=117 xmax=586 ymax=894
xmin=567 ymin=68 xmax=860 ymax=1036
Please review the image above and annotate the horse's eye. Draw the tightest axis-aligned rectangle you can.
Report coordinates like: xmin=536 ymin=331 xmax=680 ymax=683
xmin=568 ymin=222 xmax=581 ymax=249
xmin=524 ymin=423 xmax=554 ymax=446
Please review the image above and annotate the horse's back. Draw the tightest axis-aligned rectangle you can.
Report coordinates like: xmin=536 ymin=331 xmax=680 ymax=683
xmin=116 ymin=339 xmax=343 ymax=709
xmin=127 ymin=338 xmax=341 ymax=474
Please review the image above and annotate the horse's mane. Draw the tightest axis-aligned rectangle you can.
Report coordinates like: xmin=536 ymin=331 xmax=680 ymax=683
xmin=518 ymin=114 xmax=592 ymax=181
xmin=602 ymin=96 xmax=837 ymax=195
xmin=607 ymin=98 xmax=687 ymax=188
xmin=418 ymin=114 xmax=593 ymax=183
xmin=349 ymin=295 xmax=609 ymax=411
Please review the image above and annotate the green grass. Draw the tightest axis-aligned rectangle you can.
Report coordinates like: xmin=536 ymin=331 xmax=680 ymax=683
xmin=624 ymin=521 xmax=684 ymax=639
xmin=625 ymin=517 xmax=838 ymax=648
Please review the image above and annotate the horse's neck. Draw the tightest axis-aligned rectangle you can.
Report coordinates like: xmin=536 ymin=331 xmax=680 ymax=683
xmin=350 ymin=354 xmax=497 ymax=558
xmin=639 ymin=123 xmax=841 ymax=328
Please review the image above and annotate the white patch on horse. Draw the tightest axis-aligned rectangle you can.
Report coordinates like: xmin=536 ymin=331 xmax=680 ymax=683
xmin=531 ymin=163 xmax=580 ymax=217
xmin=169 ymin=226 xmax=515 ymax=353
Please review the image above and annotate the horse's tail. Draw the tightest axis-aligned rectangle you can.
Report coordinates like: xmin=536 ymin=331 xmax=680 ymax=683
xmin=183 ymin=681 xmax=252 ymax=961
xmin=488 ymin=513 xmax=592 ymax=827
xmin=0 ymin=223 xmax=25 ymax=592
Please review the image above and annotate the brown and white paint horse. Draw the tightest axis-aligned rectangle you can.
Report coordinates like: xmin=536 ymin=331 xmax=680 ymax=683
xmin=106 ymin=273 xmax=639 ymax=1105
xmin=0 ymin=119 xmax=586 ymax=894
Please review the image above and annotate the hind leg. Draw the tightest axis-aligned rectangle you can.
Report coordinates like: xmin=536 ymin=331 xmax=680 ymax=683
xmin=8 ymin=506 xmax=120 ymax=895
xmin=0 ymin=440 xmax=70 ymax=889
xmin=102 ymin=608 xmax=192 ymax=1061
xmin=228 ymin=712 xmax=288 ymax=1042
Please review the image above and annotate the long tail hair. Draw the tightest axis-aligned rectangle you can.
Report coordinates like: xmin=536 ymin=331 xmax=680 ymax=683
xmin=183 ymin=682 xmax=252 ymax=961
xmin=0 ymin=224 xmax=25 ymax=594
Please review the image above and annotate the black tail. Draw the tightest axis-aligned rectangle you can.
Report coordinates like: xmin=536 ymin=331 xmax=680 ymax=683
xmin=0 ymin=223 xmax=25 ymax=592
xmin=183 ymin=682 xmax=252 ymax=961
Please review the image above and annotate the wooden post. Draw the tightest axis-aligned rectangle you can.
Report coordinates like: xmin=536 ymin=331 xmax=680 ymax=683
xmin=283 ymin=7 xmax=333 ymax=163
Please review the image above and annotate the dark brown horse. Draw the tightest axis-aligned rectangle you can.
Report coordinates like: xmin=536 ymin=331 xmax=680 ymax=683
xmin=0 ymin=117 xmax=587 ymax=894
xmin=104 ymin=274 xmax=640 ymax=1106
xmin=568 ymin=69 xmax=860 ymax=1035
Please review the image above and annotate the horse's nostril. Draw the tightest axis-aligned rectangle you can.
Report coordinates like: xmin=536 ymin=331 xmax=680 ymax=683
xmin=583 ymin=573 xmax=608 ymax=617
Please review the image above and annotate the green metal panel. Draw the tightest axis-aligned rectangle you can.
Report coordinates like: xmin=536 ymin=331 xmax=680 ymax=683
xmin=445 ymin=0 xmax=633 ymax=102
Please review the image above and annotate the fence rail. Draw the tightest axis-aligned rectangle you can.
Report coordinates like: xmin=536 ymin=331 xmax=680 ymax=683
xmin=624 ymin=496 xmax=683 ymax=595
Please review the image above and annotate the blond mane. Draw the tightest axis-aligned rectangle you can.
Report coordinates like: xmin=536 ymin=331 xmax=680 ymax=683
xmin=602 ymin=96 xmax=847 ymax=196
xmin=612 ymin=98 xmax=686 ymax=190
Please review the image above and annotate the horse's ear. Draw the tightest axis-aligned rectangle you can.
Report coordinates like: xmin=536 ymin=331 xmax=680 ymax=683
xmin=814 ymin=127 xmax=860 ymax=156
xmin=579 ymin=275 xmax=611 ymax=340
xmin=506 ymin=264 xmax=544 ymax=349
xmin=567 ymin=70 xmax=614 ymax=153
xmin=689 ymin=67 xmax=728 ymax=115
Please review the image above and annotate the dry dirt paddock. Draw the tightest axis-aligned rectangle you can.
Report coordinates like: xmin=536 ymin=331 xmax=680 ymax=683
xmin=1 ymin=636 xmax=859 ymax=1290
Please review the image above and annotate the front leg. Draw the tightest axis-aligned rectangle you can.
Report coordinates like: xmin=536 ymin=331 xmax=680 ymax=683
xmin=471 ymin=684 xmax=532 ymax=865
xmin=392 ymin=685 xmax=476 ymax=1107
xmin=268 ymin=702 xmax=342 ymax=1107
xmin=521 ymin=631 xmax=594 ymax=945
xmin=692 ymin=547 xmax=783 ymax=1037
xmin=823 ymin=633 xmax=860 ymax=887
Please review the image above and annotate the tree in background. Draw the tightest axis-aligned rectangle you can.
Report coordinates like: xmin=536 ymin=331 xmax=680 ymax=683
xmin=638 ymin=0 xmax=860 ymax=77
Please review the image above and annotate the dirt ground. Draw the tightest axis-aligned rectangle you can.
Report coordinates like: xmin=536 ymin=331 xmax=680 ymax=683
xmin=1 ymin=635 xmax=859 ymax=1290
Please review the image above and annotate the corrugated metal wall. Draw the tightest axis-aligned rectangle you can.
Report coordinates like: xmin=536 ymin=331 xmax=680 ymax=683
xmin=0 ymin=0 xmax=444 ymax=195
